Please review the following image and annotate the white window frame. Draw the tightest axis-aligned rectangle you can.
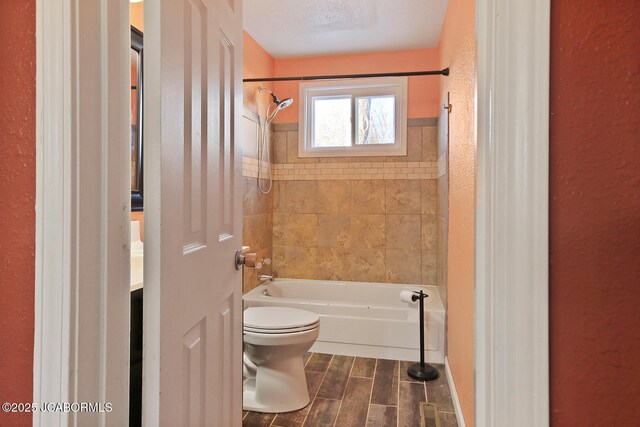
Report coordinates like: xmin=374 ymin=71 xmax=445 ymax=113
xmin=298 ymin=77 xmax=408 ymax=157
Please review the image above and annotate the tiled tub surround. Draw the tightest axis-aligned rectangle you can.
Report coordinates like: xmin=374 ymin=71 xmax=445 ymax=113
xmin=271 ymin=179 xmax=438 ymax=285
xmin=241 ymin=119 xmax=446 ymax=289
xmin=242 ymin=177 xmax=274 ymax=293
xmin=264 ymin=121 xmax=443 ymax=285
xmin=242 ymin=112 xmax=274 ymax=293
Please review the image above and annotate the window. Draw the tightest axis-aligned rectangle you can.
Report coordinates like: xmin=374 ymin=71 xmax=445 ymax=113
xmin=298 ymin=77 xmax=408 ymax=157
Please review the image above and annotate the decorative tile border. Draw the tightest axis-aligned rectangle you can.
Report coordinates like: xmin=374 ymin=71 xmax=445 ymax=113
xmin=242 ymin=156 xmax=438 ymax=180
xmin=271 ymin=123 xmax=299 ymax=132
xmin=407 ymin=117 xmax=439 ymax=127
xmin=242 ymin=156 xmax=269 ymax=179
xmin=272 ymin=117 xmax=438 ymax=133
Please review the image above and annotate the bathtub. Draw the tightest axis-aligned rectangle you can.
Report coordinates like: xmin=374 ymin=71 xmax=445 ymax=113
xmin=243 ymin=279 xmax=445 ymax=364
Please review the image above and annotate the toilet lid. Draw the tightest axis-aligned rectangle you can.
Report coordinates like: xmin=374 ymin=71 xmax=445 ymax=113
xmin=244 ymin=307 xmax=319 ymax=331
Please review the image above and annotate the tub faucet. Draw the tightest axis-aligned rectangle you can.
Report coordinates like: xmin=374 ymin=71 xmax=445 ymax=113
xmin=257 ymin=273 xmax=273 ymax=283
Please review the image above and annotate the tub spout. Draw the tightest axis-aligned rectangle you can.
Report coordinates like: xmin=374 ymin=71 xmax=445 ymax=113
xmin=258 ymin=273 xmax=273 ymax=283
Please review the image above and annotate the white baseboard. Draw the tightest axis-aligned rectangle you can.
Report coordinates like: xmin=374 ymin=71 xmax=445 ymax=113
xmin=445 ymin=357 xmax=467 ymax=427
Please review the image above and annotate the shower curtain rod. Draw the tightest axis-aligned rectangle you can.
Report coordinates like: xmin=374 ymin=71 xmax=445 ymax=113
xmin=243 ymin=68 xmax=449 ymax=83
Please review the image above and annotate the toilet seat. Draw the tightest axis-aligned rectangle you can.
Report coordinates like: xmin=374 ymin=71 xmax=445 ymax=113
xmin=244 ymin=307 xmax=320 ymax=334
xmin=243 ymin=323 xmax=319 ymax=334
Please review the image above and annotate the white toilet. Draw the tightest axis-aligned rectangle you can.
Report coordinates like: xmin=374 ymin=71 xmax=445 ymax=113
xmin=243 ymin=306 xmax=320 ymax=413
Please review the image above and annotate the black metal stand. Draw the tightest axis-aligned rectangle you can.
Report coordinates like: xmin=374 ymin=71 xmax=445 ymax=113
xmin=407 ymin=290 xmax=439 ymax=382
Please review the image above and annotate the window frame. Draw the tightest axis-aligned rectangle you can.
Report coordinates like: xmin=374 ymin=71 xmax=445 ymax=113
xmin=298 ymin=76 xmax=408 ymax=157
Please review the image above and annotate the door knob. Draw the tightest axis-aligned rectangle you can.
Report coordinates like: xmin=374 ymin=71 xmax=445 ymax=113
xmin=235 ymin=250 xmax=257 ymax=270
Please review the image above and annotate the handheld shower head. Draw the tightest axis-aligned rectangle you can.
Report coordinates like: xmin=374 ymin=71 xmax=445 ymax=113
xmin=277 ymin=98 xmax=294 ymax=110
xmin=267 ymin=97 xmax=293 ymax=124
xmin=255 ymin=89 xmax=294 ymax=195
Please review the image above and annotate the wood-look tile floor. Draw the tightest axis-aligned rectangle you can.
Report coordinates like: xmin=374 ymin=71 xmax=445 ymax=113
xmin=243 ymin=353 xmax=459 ymax=427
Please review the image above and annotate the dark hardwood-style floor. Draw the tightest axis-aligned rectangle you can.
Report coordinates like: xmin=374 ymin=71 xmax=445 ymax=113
xmin=243 ymin=353 xmax=459 ymax=427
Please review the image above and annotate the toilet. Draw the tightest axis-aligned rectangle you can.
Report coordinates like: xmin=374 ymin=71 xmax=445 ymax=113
xmin=243 ymin=306 xmax=320 ymax=413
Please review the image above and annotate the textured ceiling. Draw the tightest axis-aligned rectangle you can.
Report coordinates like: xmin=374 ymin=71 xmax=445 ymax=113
xmin=243 ymin=0 xmax=449 ymax=58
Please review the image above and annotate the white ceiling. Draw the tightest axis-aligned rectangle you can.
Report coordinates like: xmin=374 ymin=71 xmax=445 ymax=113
xmin=243 ymin=0 xmax=449 ymax=58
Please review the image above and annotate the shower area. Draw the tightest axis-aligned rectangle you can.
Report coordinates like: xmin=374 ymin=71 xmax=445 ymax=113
xmin=241 ymin=79 xmax=450 ymax=360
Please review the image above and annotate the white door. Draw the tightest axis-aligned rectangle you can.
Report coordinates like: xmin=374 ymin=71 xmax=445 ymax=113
xmin=143 ymin=0 xmax=244 ymax=425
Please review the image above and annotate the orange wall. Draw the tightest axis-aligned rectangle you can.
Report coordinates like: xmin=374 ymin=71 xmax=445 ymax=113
xmin=272 ymin=48 xmax=441 ymax=123
xmin=130 ymin=2 xmax=144 ymax=32
xmin=0 ymin=1 xmax=36 ymax=426
xmin=438 ymin=0 xmax=476 ymax=425
xmin=243 ymin=32 xmax=275 ymax=117
xmin=549 ymin=0 xmax=640 ymax=425
xmin=243 ymin=37 xmax=441 ymax=123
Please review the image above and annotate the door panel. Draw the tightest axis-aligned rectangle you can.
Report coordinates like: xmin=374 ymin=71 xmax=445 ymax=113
xmin=144 ymin=0 xmax=243 ymax=425
xmin=182 ymin=319 xmax=206 ymax=427
xmin=183 ymin=0 xmax=208 ymax=250
xmin=218 ymin=30 xmax=236 ymax=239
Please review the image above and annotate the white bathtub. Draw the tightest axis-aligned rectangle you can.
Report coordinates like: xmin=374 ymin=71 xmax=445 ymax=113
xmin=243 ymin=279 xmax=445 ymax=363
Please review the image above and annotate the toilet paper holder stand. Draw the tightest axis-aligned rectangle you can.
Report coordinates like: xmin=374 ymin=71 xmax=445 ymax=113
xmin=407 ymin=290 xmax=440 ymax=382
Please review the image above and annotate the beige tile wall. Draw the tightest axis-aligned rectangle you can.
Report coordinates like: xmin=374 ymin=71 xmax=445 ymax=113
xmin=242 ymin=113 xmax=273 ymax=293
xmin=266 ymin=122 xmax=441 ymax=285
xmin=270 ymin=161 xmax=438 ymax=181
xmin=242 ymin=177 xmax=273 ymax=293
xmin=272 ymin=124 xmax=438 ymax=165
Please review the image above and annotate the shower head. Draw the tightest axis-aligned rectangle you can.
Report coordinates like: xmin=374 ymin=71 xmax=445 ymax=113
xmin=267 ymin=97 xmax=293 ymax=124
xmin=258 ymin=88 xmax=294 ymax=124
xmin=277 ymin=98 xmax=294 ymax=110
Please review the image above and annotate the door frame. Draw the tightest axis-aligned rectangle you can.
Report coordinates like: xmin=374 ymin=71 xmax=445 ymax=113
xmin=475 ymin=0 xmax=550 ymax=425
xmin=33 ymin=0 xmax=130 ymax=425
xmin=34 ymin=0 xmax=551 ymax=426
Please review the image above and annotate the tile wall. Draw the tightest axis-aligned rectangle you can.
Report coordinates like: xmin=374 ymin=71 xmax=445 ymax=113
xmin=242 ymin=113 xmax=273 ymax=293
xmin=260 ymin=119 xmax=443 ymax=285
